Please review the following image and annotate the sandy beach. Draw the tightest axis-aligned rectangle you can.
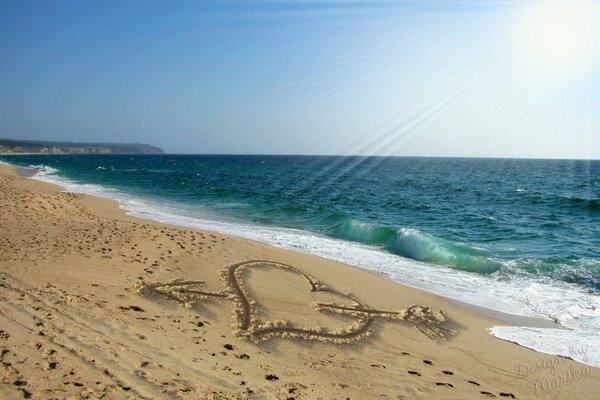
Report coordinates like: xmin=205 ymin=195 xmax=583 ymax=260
xmin=1 ymin=163 xmax=598 ymax=400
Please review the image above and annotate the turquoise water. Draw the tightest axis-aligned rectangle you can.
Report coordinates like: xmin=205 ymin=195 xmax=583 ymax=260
xmin=2 ymin=154 xmax=600 ymax=366
xmin=3 ymin=154 xmax=599 ymax=286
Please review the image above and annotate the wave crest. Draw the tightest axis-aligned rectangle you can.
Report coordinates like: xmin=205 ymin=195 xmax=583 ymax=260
xmin=329 ymin=218 xmax=501 ymax=274
xmin=559 ymin=195 xmax=600 ymax=211
xmin=27 ymin=164 xmax=59 ymax=176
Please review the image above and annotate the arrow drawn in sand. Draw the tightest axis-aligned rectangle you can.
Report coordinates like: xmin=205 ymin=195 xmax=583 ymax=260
xmin=136 ymin=260 xmax=456 ymax=344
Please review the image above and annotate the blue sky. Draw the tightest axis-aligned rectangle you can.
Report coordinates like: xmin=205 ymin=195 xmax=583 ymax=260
xmin=0 ymin=0 xmax=598 ymax=158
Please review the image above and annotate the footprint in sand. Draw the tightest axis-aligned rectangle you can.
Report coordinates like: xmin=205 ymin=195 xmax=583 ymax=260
xmin=403 ymin=359 xmax=510 ymax=399
xmin=135 ymin=261 xmax=519 ymax=398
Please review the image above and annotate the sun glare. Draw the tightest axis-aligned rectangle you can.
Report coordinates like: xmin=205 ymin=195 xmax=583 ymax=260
xmin=515 ymin=0 xmax=599 ymax=76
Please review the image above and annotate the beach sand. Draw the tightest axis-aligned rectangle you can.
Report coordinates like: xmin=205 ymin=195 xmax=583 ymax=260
xmin=1 ymin=164 xmax=598 ymax=399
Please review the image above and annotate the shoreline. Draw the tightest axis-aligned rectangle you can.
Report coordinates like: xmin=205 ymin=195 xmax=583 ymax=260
xmin=11 ymin=162 xmax=561 ymax=330
xmin=1 ymin=162 xmax=598 ymax=399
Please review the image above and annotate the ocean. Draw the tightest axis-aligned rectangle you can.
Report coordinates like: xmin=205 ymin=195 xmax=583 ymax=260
xmin=1 ymin=154 xmax=599 ymax=367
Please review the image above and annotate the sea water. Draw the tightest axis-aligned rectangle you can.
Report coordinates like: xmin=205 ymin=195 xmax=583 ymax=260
xmin=1 ymin=154 xmax=599 ymax=366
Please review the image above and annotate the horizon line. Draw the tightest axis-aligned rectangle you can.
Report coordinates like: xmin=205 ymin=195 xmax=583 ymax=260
xmin=1 ymin=152 xmax=599 ymax=162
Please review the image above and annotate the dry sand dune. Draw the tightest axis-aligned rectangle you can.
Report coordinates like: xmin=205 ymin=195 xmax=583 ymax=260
xmin=1 ymin=164 xmax=599 ymax=399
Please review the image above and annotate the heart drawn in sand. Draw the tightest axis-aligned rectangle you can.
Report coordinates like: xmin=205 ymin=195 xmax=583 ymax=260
xmin=224 ymin=261 xmax=375 ymax=343
xmin=137 ymin=260 xmax=455 ymax=343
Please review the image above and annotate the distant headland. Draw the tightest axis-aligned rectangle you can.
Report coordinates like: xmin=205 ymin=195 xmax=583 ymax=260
xmin=0 ymin=138 xmax=165 ymax=155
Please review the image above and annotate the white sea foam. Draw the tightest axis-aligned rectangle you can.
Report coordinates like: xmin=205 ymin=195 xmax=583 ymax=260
xmin=27 ymin=164 xmax=60 ymax=175
xmin=490 ymin=327 xmax=600 ymax=368
xmin=27 ymin=165 xmax=600 ymax=368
